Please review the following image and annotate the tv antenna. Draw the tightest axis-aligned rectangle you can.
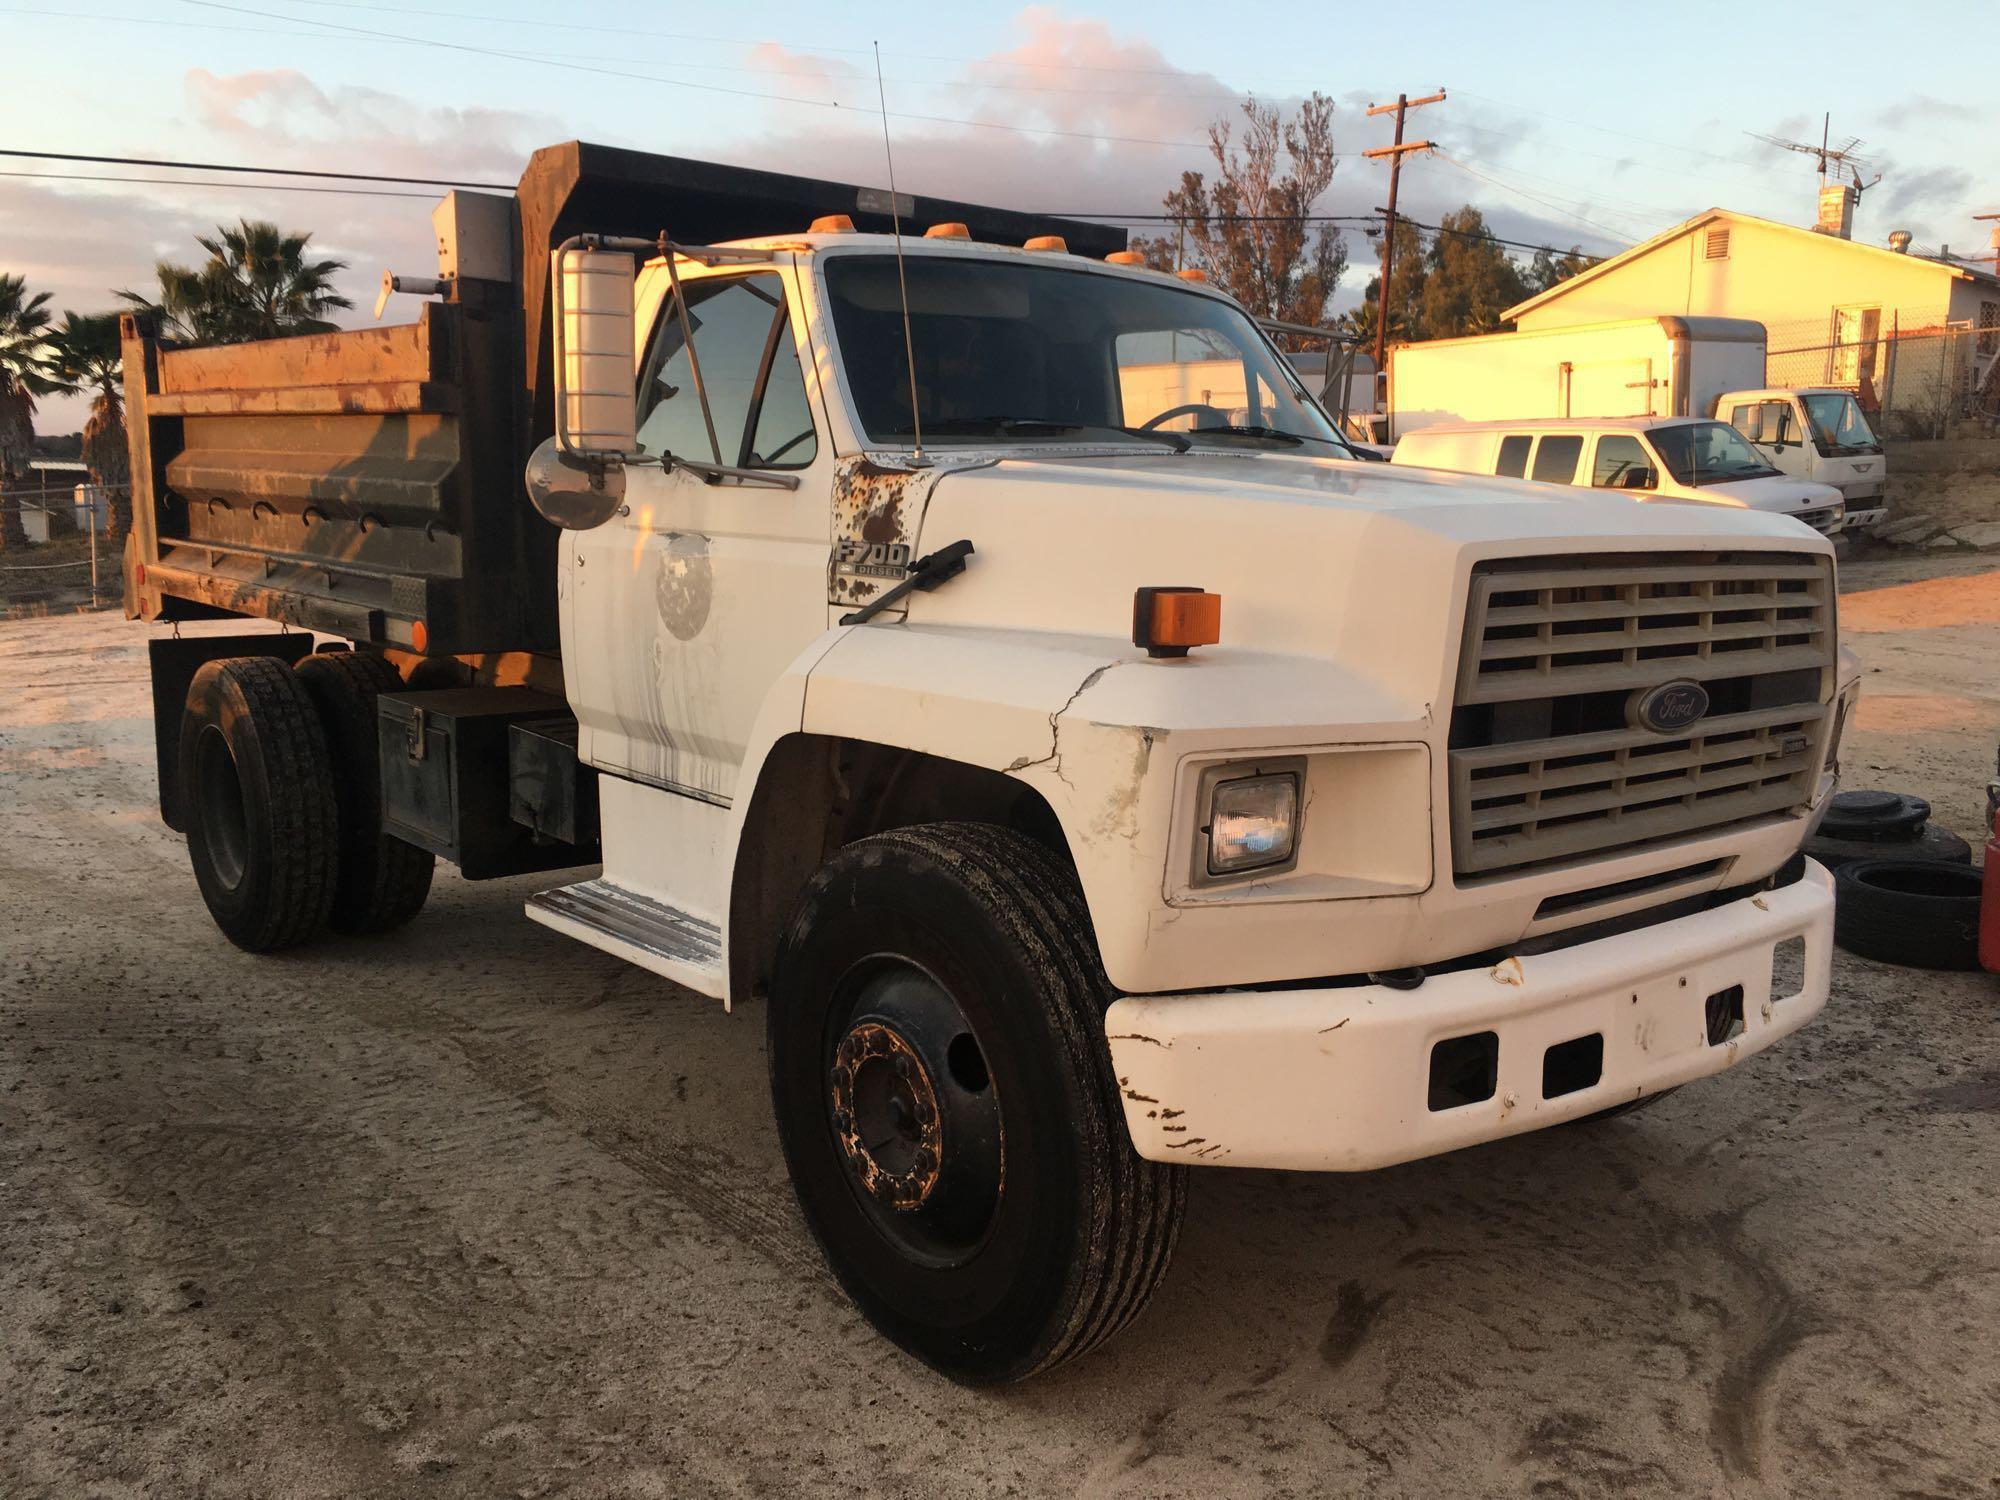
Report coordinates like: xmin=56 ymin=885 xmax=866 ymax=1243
xmin=1750 ymin=113 xmax=1882 ymax=197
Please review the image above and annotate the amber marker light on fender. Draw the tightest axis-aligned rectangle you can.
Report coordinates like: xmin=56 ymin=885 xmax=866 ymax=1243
xmin=1133 ymin=587 xmax=1221 ymax=659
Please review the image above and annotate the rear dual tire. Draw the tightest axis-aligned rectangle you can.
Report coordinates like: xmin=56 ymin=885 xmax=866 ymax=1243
xmin=179 ymin=651 xmax=431 ymax=951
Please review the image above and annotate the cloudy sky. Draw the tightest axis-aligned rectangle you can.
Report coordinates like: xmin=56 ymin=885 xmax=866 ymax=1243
xmin=7 ymin=0 xmax=1995 ymax=431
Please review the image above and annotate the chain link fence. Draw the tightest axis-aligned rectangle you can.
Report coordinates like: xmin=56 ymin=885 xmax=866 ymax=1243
xmin=0 ymin=481 xmax=131 ymax=608
xmin=1764 ymin=307 xmax=2000 ymax=441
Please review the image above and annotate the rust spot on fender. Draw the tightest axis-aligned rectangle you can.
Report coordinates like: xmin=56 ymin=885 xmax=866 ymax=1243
xmin=1108 ymin=1032 xmax=1168 ymax=1048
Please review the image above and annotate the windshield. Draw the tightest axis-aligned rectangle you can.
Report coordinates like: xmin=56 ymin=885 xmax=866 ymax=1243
xmin=822 ymin=254 xmax=1348 ymax=453
xmin=1801 ymin=392 xmax=1880 ymax=454
xmin=1646 ymin=421 xmax=1781 ymax=487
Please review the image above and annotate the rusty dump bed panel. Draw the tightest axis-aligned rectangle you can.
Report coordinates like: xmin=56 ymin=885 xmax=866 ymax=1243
xmin=121 ymin=286 xmax=546 ymax=654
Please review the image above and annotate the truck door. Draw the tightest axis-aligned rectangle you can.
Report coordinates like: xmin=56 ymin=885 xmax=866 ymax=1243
xmin=564 ymin=265 xmax=828 ymax=804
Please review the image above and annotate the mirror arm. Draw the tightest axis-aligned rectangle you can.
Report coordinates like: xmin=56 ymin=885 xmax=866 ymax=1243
xmin=666 ymin=455 xmax=802 ymax=491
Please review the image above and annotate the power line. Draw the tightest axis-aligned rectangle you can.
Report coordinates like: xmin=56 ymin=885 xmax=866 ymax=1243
xmin=6 ymin=147 xmax=1615 ymax=259
xmin=1432 ymin=153 xmax=1636 ymax=244
xmin=255 ymin=0 xmax=1298 ymax=81
xmin=6 ymin=7 xmax=1251 ymax=102
xmin=2 ymin=169 xmax=439 ymax=198
xmin=181 ymin=1 xmax=1218 ymax=151
xmin=0 ymin=148 xmax=510 ymax=189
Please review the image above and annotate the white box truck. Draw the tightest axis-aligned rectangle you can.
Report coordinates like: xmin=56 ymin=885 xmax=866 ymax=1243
xmin=1387 ymin=316 xmax=1888 ymax=528
xmin=118 ymin=143 xmax=1854 ymax=1384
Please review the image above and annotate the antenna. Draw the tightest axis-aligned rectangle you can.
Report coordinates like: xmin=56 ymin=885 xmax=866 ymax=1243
xmin=873 ymin=41 xmax=925 ymax=464
xmin=1749 ymin=115 xmax=1882 ymax=196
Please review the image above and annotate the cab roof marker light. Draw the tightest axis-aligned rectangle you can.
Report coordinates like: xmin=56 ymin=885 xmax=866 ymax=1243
xmin=1105 ymin=250 xmax=1146 ymax=266
xmin=925 ymin=222 xmax=971 ymax=240
xmin=1024 ymin=235 xmax=1068 ymax=253
xmin=1176 ymin=267 xmax=1209 ymax=283
xmin=809 ymin=214 xmax=856 ymax=234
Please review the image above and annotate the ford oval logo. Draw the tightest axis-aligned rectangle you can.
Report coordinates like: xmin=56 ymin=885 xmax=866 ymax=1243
xmin=1631 ymin=679 xmax=1710 ymax=735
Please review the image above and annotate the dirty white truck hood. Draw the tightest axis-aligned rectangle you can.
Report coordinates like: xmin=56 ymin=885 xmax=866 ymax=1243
xmin=905 ymin=450 xmax=1833 ymax=653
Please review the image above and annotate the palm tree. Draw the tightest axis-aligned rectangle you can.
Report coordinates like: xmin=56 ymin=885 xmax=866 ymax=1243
xmin=118 ymin=219 xmax=352 ymax=346
xmin=48 ymin=311 xmax=130 ymax=540
xmin=0 ymin=272 xmax=57 ymax=551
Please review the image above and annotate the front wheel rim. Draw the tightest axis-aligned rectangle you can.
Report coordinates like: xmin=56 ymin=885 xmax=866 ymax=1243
xmin=825 ymin=958 xmax=1004 ymax=1267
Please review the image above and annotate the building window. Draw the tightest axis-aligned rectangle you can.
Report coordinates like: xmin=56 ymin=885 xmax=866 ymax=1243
xmin=1704 ymin=228 xmax=1731 ymax=261
xmin=1979 ymin=300 xmax=1998 ymax=357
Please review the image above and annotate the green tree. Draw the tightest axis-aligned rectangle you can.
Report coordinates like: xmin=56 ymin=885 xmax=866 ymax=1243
xmin=1525 ymin=243 xmax=1593 ymax=295
xmin=1345 ymin=216 xmax=1427 ymax=346
xmin=118 ymin=219 xmax=352 ymax=346
xmin=0 ymin=272 xmax=58 ymax=551
xmin=48 ymin=311 xmax=130 ymax=540
xmin=1141 ymin=94 xmax=1348 ymax=334
xmin=1418 ymin=207 xmax=1528 ymax=339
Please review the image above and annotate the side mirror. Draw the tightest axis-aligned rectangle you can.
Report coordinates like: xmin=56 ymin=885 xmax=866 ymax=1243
xmin=530 ymin=243 xmax=638 ymax=530
xmin=553 ymin=243 xmax=638 ymax=458
xmin=526 ymin=435 xmax=625 ymax=530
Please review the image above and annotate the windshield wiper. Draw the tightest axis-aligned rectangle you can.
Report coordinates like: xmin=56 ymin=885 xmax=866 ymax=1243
xmin=889 ymin=416 xmax=1191 ymax=453
xmin=1186 ymin=423 xmax=1310 ymax=446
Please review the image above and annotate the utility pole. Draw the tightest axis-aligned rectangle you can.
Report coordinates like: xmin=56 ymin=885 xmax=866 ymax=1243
xmin=1975 ymin=212 xmax=2000 ymax=275
xmin=1364 ymin=88 xmax=1445 ymax=409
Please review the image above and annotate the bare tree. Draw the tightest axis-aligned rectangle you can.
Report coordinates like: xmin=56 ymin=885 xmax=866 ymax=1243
xmin=1140 ymin=94 xmax=1347 ymax=334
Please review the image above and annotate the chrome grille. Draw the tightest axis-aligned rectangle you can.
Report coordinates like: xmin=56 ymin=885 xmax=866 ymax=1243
xmin=1450 ymin=553 xmax=1834 ymax=880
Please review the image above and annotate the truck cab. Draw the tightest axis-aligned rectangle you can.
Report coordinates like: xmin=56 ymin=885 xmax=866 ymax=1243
xmin=1720 ymin=386 xmax=1889 ymax=531
xmin=120 ymin=143 xmax=1854 ymax=1385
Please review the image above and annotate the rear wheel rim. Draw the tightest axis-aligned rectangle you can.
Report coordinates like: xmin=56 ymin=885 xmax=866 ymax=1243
xmin=194 ymin=725 xmax=249 ymax=891
xmin=825 ymin=959 xmax=1004 ymax=1268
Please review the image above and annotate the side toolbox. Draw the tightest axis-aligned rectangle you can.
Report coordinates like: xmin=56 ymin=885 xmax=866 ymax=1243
xmin=378 ymin=688 xmax=600 ymax=879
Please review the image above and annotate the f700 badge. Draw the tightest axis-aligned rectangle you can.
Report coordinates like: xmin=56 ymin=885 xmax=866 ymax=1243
xmin=834 ymin=539 xmax=913 ymax=582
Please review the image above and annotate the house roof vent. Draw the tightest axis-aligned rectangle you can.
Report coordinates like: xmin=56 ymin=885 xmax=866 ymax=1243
xmin=1704 ymin=227 xmax=1731 ymax=260
xmin=1888 ymin=230 xmax=1913 ymax=254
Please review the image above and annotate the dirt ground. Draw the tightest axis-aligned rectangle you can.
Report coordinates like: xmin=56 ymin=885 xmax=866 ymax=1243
xmin=3 ymin=556 xmax=1998 ymax=1499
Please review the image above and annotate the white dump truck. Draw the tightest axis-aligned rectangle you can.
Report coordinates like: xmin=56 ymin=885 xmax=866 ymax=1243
xmin=1387 ymin=315 xmax=1889 ymax=529
xmin=121 ymin=143 xmax=1853 ymax=1384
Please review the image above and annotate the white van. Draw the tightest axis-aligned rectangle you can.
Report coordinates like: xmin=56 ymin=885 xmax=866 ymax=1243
xmin=1719 ymin=388 xmax=1888 ymax=531
xmin=1391 ymin=416 xmax=1847 ymax=534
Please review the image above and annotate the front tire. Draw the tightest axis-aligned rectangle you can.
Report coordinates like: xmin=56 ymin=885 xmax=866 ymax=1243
xmin=768 ymin=823 xmax=1185 ymax=1384
xmin=178 ymin=657 xmax=339 ymax=951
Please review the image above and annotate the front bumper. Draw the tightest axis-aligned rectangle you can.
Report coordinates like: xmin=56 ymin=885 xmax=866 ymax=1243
xmin=1106 ymin=860 xmax=1833 ymax=1172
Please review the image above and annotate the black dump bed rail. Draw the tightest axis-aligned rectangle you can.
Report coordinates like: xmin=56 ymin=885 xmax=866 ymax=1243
xmin=122 ymin=141 xmax=1124 ymax=657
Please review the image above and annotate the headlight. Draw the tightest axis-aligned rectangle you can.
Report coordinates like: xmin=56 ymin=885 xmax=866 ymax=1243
xmin=1205 ymin=772 xmax=1300 ymax=876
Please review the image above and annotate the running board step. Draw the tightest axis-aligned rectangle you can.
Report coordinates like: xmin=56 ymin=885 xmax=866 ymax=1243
xmin=525 ymin=878 xmax=725 ymax=1000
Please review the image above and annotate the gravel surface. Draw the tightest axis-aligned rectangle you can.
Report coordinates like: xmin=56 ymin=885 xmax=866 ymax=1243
xmin=3 ymin=563 xmax=1997 ymax=1498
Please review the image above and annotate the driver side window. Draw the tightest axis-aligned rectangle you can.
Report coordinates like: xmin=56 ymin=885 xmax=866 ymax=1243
xmin=636 ymin=272 xmax=818 ymax=469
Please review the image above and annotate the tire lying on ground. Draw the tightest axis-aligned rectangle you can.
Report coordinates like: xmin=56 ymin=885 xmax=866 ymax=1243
xmin=1818 ymin=789 xmax=1931 ymax=842
xmin=1804 ymin=820 xmax=1972 ymax=872
xmin=178 ymin=656 xmax=340 ymax=952
xmin=294 ymin=651 xmax=435 ymax=934
xmin=1833 ymin=858 xmax=1984 ymax=971
xmin=1804 ymin=788 xmax=1971 ymax=871
xmin=768 ymin=822 xmax=1187 ymax=1384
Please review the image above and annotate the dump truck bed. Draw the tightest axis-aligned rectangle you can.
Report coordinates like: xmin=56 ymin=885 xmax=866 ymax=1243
xmin=122 ymin=286 xmax=539 ymax=653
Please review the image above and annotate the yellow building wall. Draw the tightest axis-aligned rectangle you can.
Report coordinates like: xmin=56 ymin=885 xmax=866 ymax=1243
xmin=1514 ymin=218 xmax=1965 ymax=347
